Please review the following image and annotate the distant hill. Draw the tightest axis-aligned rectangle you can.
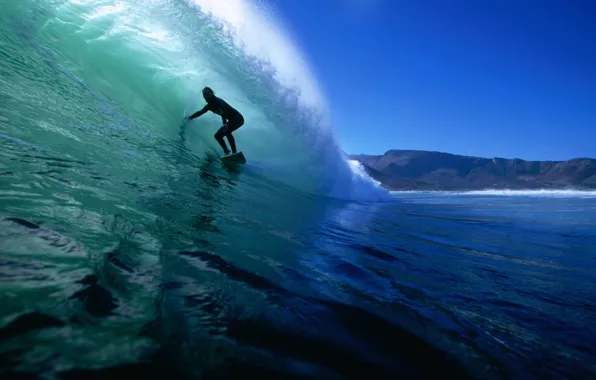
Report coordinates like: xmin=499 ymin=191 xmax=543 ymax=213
xmin=349 ymin=150 xmax=596 ymax=191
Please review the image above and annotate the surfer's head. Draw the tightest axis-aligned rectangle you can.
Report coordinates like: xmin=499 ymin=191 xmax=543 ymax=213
xmin=202 ymin=87 xmax=215 ymax=101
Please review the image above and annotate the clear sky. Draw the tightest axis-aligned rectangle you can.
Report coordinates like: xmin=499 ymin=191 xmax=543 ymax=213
xmin=267 ymin=0 xmax=596 ymax=160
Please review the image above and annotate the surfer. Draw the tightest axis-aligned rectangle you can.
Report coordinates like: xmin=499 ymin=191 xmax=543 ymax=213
xmin=186 ymin=87 xmax=245 ymax=156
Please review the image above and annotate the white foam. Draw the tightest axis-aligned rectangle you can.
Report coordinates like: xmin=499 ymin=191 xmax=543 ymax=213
xmin=347 ymin=159 xmax=382 ymax=186
xmin=342 ymin=159 xmax=389 ymax=202
xmin=463 ymin=189 xmax=596 ymax=198
xmin=391 ymin=189 xmax=596 ymax=198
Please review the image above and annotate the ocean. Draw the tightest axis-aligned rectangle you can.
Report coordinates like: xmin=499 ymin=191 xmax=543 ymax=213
xmin=1 ymin=1 xmax=596 ymax=379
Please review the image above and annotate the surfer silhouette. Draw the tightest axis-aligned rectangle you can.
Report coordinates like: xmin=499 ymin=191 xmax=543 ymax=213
xmin=187 ymin=87 xmax=244 ymax=156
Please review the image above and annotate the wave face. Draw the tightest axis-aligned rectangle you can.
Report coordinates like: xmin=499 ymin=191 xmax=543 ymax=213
xmin=0 ymin=0 xmax=392 ymax=376
xmin=0 ymin=0 xmax=386 ymax=202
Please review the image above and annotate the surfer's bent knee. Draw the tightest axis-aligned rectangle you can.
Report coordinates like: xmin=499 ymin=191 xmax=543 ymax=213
xmin=214 ymin=128 xmax=224 ymax=139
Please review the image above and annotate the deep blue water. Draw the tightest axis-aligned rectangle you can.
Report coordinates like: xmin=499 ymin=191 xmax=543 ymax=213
xmin=3 ymin=186 xmax=596 ymax=379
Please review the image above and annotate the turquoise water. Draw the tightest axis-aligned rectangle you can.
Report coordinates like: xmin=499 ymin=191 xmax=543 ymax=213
xmin=2 ymin=1 xmax=596 ymax=379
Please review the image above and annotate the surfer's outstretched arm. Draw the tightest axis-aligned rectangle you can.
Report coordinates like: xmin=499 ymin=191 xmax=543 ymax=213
xmin=188 ymin=105 xmax=208 ymax=120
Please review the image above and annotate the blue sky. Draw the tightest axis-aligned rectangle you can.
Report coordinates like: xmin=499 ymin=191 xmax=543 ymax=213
xmin=268 ymin=0 xmax=596 ymax=160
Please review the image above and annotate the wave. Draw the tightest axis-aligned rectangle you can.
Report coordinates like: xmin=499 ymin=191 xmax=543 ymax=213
xmin=2 ymin=0 xmax=387 ymax=202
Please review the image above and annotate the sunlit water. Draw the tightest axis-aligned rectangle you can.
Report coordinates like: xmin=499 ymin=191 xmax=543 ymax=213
xmin=2 ymin=1 xmax=596 ymax=379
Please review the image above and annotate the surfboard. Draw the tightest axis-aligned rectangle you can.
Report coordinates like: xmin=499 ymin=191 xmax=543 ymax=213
xmin=220 ymin=151 xmax=246 ymax=164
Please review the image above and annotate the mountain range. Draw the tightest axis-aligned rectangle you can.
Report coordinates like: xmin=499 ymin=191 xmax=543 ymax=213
xmin=349 ymin=150 xmax=596 ymax=191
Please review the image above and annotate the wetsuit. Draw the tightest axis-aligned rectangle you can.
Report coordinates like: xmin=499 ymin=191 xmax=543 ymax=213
xmin=189 ymin=96 xmax=244 ymax=154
